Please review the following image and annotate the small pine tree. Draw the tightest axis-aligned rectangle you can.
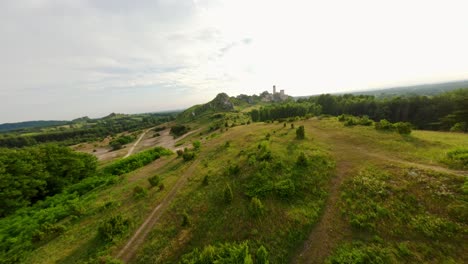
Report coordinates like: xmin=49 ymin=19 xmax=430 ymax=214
xmin=249 ymin=197 xmax=264 ymax=217
xmin=256 ymin=246 xmax=269 ymax=264
xmin=296 ymin=125 xmax=305 ymax=139
xmin=296 ymin=152 xmax=308 ymax=167
xmin=192 ymin=140 xmax=201 ymax=151
xmin=291 ymin=123 xmax=295 ymax=129
xmin=182 ymin=211 xmax=191 ymax=227
xmin=224 ymin=184 xmax=233 ymax=204
xmin=284 ymin=123 xmax=287 ymax=128
xmin=133 ymin=185 xmax=148 ymax=199
xmin=148 ymin=175 xmax=161 ymax=187
xmin=202 ymin=175 xmax=209 ymax=186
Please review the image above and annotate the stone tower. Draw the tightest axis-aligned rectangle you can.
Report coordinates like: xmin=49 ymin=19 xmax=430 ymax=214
xmin=273 ymin=85 xmax=276 ymax=94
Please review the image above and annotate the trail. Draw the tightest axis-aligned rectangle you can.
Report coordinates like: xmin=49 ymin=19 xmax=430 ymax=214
xmin=124 ymin=128 xmax=151 ymax=158
xmin=116 ymin=160 xmax=200 ymax=263
xmin=293 ymin=123 xmax=466 ymax=264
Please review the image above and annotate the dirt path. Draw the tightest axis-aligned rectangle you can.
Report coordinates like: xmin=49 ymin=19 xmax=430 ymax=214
xmin=293 ymin=123 xmax=466 ymax=264
xmin=116 ymin=160 xmax=200 ymax=263
xmin=124 ymin=128 xmax=152 ymax=158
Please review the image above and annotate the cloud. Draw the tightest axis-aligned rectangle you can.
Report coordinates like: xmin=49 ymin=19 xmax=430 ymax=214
xmin=1 ymin=0 xmax=468 ymax=123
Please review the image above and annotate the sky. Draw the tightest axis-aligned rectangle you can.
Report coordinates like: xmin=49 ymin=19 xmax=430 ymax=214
xmin=1 ymin=0 xmax=468 ymax=123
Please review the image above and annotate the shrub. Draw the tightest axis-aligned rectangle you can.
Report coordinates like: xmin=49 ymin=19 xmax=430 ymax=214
xmin=291 ymin=123 xmax=295 ymax=129
xmin=326 ymin=243 xmax=393 ymax=264
xmin=133 ymin=185 xmax=148 ymax=199
xmin=249 ymin=197 xmax=264 ymax=217
xmin=170 ymin=125 xmax=190 ymax=137
xmin=228 ymin=164 xmax=240 ymax=176
xmin=296 ymin=152 xmax=308 ymax=167
xmin=394 ymin=122 xmax=412 ymax=135
xmin=224 ymin=184 xmax=233 ymax=204
xmin=192 ymin=140 xmax=201 ymax=151
xmin=444 ymin=148 xmax=468 ymax=169
xmin=180 ymin=242 xmax=256 ymax=263
xmin=450 ymin=122 xmax=467 ymax=132
xmin=148 ymin=175 xmax=161 ymax=187
xmin=275 ymin=179 xmax=295 ymax=199
xmin=202 ymin=175 xmax=209 ymax=186
xmin=182 ymin=211 xmax=191 ymax=227
xmin=375 ymin=119 xmax=394 ymax=131
xmin=183 ymin=151 xmax=196 ymax=161
xmin=296 ymin=125 xmax=305 ymax=139
xmin=176 ymin=149 xmax=184 ymax=157
xmin=256 ymin=246 xmax=269 ymax=264
xmin=98 ymin=215 xmax=130 ymax=242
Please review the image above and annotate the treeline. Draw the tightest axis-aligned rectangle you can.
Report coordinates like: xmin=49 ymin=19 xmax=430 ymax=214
xmin=0 ymin=113 xmax=175 ymax=148
xmin=250 ymin=102 xmax=322 ymax=122
xmin=0 ymin=145 xmax=98 ymax=217
xmin=103 ymin=147 xmax=172 ymax=176
xmin=300 ymin=89 xmax=468 ymax=131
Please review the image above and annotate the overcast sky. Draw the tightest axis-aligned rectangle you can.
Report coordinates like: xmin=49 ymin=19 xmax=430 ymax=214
xmin=2 ymin=0 xmax=468 ymax=123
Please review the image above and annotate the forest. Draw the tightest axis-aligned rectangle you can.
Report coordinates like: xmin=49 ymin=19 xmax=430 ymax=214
xmin=250 ymin=89 xmax=467 ymax=131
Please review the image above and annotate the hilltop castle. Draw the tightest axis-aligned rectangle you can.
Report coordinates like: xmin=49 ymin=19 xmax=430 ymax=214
xmin=262 ymin=85 xmax=288 ymax=102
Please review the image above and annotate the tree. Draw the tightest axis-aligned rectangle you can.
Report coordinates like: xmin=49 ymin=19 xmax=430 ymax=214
xmin=98 ymin=215 xmax=130 ymax=242
xmin=249 ymin=197 xmax=264 ymax=217
xmin=296 ymin=152 xmax=308 ymax=167
xmin=182 ymin=211 xmax=191 ymax=227
xmin=192 ymin=140 xmax=201 ymax=151
xmin=296 ymin=125 xmax=305 ymax=139
xmin=148 ymin=175 xmax=161 ymax=187
xmin=256 ymin=246 xmax=269 ymax=264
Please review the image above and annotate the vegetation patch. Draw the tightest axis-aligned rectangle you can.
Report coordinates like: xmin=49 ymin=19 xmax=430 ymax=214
xmin=103 ymin=147 xmax=172 ymax=175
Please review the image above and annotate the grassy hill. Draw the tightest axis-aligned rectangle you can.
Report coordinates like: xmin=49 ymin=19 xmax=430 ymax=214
xmin=5 ymin=115 xmax=463 ymax=264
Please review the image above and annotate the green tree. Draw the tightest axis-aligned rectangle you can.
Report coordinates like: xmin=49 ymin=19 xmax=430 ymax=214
xmin=296 ymin=125 xmax=305 ymax=139
xmin=249 ymin=197 xmax=264 ymax=217
xmin=256 ymin=246 xmax=269 ymax=264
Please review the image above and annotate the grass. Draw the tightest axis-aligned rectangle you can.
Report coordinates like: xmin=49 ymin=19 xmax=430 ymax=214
xmin=23 ymin=117 xmax=467 ymax=264
xmin=134 ymin=122 xmax=335 ymax=263
xmin=330 ymin=164 xmax=467 ymax=263
xmin=314 ymin=117 xmax=468 ymax=167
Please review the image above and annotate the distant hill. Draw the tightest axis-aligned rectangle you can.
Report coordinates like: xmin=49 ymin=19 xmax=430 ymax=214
xmin=177 ymin=93 xmax=235 ymax=120
xmin=296 ymin=80 xmax=468 ymax=99
xmin=0 ymin=120 xmax=69 ymax=133
xmin=350 ymin=80 xmax=468 ymax=97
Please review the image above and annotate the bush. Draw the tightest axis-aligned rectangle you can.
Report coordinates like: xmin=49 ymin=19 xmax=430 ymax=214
xmin=109 ymin=135 xmax=136 ymax=150
xmin=224 ymin=184 xmax=233 ymax=204
xmin=444 ymin=148 xmax=468 ymax=169
xmin=450 ymin=122 xmax=467 ymax=132
xmin=170 ymin=125 xmax=190 ymax=137
xmin=394 ymin=122 xmax=412 ymax=135
xmin=98 ymin=215 xmax=130 ymax=242
xmin=249 ymin=197 xmax=264 ymax=217
xmin=257 ymin=246 xmax=269 ymax=264
xmin=133 ymin=186 xmax=148 ymax=199
xmin=192 ymin=140 xmax=201 ymax=151
xmin=180 ymin=242 xmax=258 ymax=264
xmin=182 ymin=211 xmax=191 ymax=227
xmin=148 ymin=175 xmax=161 ymax=187
xmin=275 ymin=179 xmax=295 ymax=199
xmin=103 ymin=147 xmax=172 ymax=176
xmin=296 ymin=125 xmax=305 ymax=139
xmin=176 ymin=149 xmax=184 ymax=157
xmin=202 ymin=175 xmax=209 ymax=186
xmin=296 ymin=152 xmax=308 ymax=167
xmin=182 ymin=151 xmax=196 ymax=161
xmin=326 ymin=243 xmax=394 ymax=264
xmin=375 ymin=119 xmax=394 ymax=131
